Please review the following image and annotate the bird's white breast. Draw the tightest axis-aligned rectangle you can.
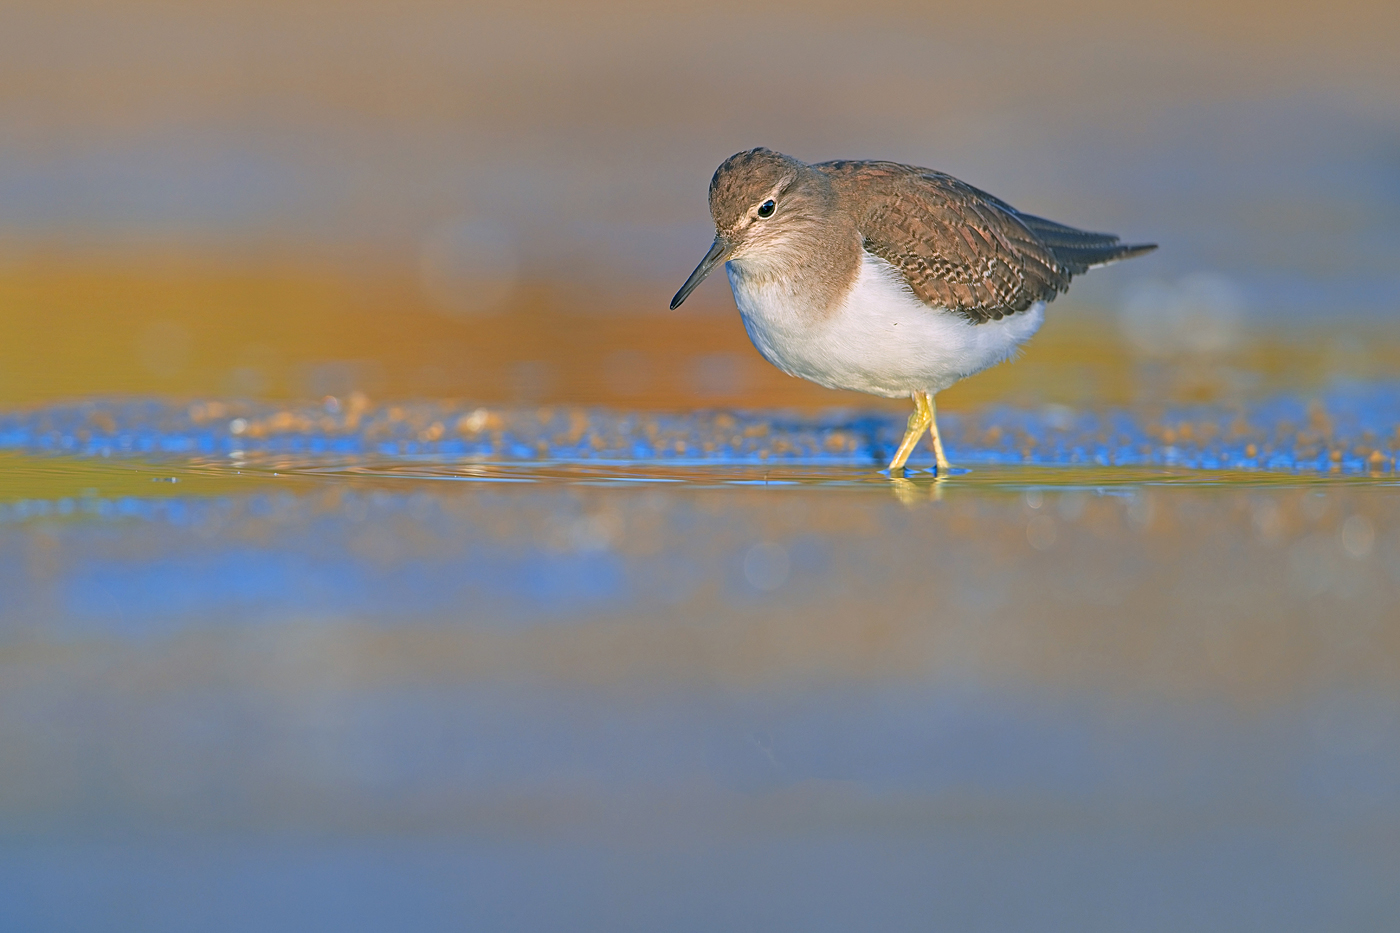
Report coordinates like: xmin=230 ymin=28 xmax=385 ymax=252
xmin=727 ymin=250 xmax=1044 ymax=398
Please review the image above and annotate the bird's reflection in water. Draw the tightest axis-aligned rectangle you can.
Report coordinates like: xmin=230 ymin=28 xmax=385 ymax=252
xmin=890 ymin=462 xmax=957 ymax=504
xmin=888 ymin=470 xmax=946 ymax=505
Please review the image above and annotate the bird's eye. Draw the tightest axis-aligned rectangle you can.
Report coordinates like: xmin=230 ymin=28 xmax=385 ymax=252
xmin=756 ymin=200 xmax=775 ymax=218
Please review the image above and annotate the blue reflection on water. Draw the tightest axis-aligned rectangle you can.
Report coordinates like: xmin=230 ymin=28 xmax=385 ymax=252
xmin=1 ymin=685 xmax=1396 ymax=932
xmin=50 ymin=537 xmax=634 ymax=633
xmin=3 ymin=386 xmax=1400 ymax=472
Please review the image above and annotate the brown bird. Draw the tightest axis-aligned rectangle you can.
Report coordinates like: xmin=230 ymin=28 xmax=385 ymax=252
xmin=671 ymin=148 xmax=1155 ymax=474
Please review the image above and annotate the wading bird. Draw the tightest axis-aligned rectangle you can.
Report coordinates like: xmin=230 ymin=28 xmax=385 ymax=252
xmin=671 ymin=148 xmax=1155 ymax=474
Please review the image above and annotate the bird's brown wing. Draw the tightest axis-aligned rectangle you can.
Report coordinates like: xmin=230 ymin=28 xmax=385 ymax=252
xmin=817 ymin=161 xmax=1084 ymax=323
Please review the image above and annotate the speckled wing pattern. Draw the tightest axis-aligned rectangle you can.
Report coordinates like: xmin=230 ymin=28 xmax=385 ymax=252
xmin=817 ymin=160 xmax=1154 ymax=324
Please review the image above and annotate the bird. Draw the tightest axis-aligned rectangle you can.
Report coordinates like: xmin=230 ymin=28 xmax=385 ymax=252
xmin=669 ymin=148 xmax=1156 ymax=474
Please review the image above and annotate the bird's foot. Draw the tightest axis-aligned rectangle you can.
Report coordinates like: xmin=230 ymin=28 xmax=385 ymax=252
xmin=887 ymin=404 xmax=932 ymax=475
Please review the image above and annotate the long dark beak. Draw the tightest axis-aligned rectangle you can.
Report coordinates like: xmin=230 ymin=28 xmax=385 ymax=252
xmin=670 ymin=236 xmax=732 ymax=309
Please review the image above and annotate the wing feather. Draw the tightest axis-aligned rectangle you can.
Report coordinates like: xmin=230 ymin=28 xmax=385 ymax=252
xmin=817 ymin=161 xmax=1154 ymax=323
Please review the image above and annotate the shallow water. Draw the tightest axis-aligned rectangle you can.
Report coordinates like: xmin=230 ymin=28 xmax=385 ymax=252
xmin=3 ymin=396 xmax=1399 ymax=932
xmin=6 ymin=385 xmax=1400 ymax=471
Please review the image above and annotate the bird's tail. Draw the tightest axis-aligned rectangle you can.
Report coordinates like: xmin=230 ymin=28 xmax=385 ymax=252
xmin=1017 ymin=212 xmax=1157 ymax=273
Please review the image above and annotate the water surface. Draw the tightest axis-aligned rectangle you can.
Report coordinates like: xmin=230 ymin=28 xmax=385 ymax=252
xmin=3 ymin=396 xmax=1399 ymax=932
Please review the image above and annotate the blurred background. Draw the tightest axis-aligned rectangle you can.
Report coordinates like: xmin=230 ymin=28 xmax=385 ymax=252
xmin=4 ymin=3 xmax=1400 ymax=930
xmin=2 ymin=0 xmax=1398 ymax=409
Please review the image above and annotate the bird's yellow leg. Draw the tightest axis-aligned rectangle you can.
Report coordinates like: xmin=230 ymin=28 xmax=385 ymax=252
xmin=926 ymin=393 xmax=950 ymax=473
xmin=888 ymin=393 xmax=933 ymax=474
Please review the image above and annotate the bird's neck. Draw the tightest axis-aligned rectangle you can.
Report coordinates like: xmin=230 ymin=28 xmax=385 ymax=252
xmin=728 ymin=217 xmax=862 ymax=319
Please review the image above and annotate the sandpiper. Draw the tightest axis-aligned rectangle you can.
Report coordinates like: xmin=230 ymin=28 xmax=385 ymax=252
xmin=670 ymin=148 xmax=1155 ymax=474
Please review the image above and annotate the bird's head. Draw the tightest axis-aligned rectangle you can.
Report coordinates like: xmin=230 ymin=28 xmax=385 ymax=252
xmin=670 ymin=148 xmax=832 ymax=309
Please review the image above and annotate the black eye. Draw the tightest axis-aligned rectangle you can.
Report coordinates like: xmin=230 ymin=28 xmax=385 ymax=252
xmin=757 ymin=200 xmax=775 ymax=218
